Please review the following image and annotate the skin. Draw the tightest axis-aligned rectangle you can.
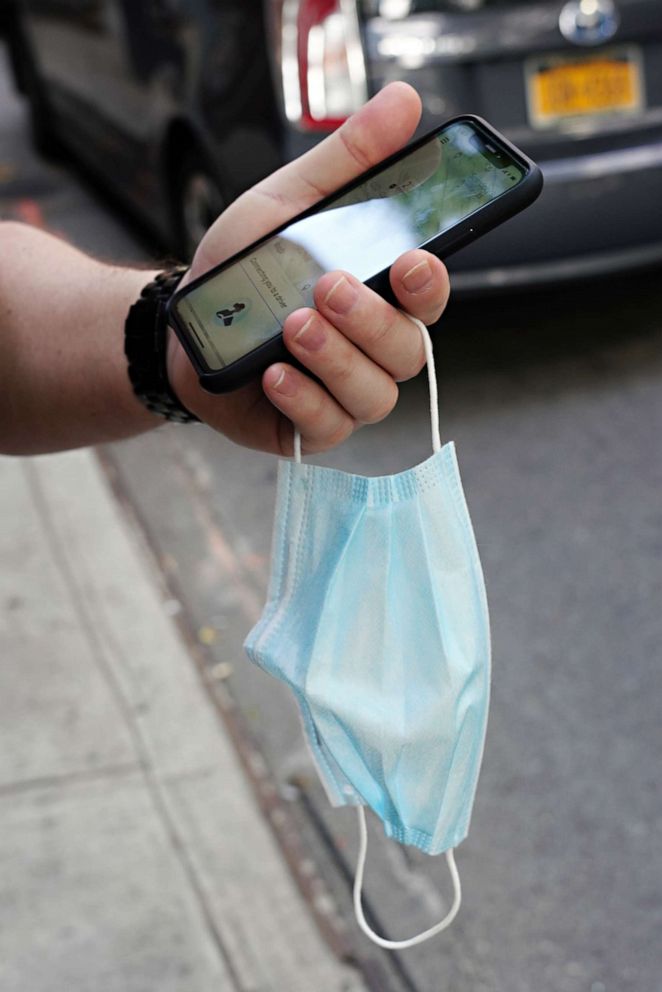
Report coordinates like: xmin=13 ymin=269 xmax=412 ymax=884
xmin=0 ymin=82 xmax=449 ymax=456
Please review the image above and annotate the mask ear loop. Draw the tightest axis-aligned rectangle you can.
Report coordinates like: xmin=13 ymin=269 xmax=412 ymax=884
xmin=292 ymin=312 xmax=439 ymax=462
xmin=407 ymin=313 xmax=441 ymax=454
xmin=354 ymin=315 xmax=459 ymax=949
xmin=292 ymin=312 xmax=457 ymax=946
xmin=354 ymin=806 xmax=461 ymax=950
xmin=291 ymin=313 xmax=455 ymax=944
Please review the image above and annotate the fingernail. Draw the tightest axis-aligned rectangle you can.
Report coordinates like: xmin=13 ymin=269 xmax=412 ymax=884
xmin=402 ymin=259 xmax=432 ymax=293
xmin=265 ymin=365 xmax=297 ymax=397
xmin=294 ymin=315 xmax=326 ymax=351
xmin=324 ymin=275 xmax=358 ymax=315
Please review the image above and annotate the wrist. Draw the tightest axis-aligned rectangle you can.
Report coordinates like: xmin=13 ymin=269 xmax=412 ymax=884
xmin=166 ymin=325 xmax=203 ymax=419
xmin=124 ymin=266 xmax=200 ymax=423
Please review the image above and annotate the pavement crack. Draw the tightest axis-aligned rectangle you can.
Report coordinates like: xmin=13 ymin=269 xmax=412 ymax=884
xmin=0 ymin=761 xmax=142 ymax=799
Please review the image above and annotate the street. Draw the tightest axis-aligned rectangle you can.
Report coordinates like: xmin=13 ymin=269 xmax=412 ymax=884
xmin=2 ymin=44 xmax=662 ymax=992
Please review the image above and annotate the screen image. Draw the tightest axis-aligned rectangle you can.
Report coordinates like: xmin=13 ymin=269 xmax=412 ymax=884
xmin=176 ymin=122 xmax=525 ymax=371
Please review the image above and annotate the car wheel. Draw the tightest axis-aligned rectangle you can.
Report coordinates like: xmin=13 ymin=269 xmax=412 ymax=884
xmin=174 ymin=152 xmax=225 ymax=261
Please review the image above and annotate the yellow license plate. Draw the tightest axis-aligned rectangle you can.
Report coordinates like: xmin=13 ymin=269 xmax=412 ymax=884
xmin=526 ymin=47 xmax=643 ymax=127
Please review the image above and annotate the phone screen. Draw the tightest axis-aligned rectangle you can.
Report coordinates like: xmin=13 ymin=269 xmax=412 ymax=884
xmin=174 ymin=121 xmax=526 ymax=371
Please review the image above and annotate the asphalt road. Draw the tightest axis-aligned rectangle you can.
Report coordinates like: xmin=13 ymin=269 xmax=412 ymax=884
xmin=2 ymin=46 xmax=661 ymax=992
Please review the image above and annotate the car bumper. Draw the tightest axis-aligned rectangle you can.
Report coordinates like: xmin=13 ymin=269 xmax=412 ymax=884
xmin=286 ymin=127 xmax=662 ymax=291
xmin=446 ymin=138 xmax=662 ymax=291
xmin=448 ymin=239 xmax=662 ymax=294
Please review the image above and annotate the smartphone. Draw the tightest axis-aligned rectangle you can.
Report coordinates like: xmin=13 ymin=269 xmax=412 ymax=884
xmin=168 ymin=115 xmax=542 ymax=393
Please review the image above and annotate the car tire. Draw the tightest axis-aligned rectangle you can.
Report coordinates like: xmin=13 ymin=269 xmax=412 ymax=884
xmin=173 ymin=151 xmax=225 ymax=262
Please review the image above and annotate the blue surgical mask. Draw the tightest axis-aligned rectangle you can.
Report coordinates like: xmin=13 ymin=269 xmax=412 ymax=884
xmin=245 ymin=316 xmax=491 ymax=949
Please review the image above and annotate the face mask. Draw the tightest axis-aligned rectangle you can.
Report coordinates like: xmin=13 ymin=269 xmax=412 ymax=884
xmin=245 ymin=316 xmax=491 ymax=949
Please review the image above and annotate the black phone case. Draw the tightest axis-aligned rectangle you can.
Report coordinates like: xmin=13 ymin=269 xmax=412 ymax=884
xmin=168 ymin=115 xmax=543 ymax=393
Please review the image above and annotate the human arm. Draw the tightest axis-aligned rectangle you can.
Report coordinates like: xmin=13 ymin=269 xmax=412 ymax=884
xmin=0 ymin=82 xmax=449 ymax=456
xmin=0 ymin=224 xmax=161 ymax=454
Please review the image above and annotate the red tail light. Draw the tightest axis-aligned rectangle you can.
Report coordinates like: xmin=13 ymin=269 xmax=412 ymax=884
xmin=279 ymin=0 xmax=368 ymax=132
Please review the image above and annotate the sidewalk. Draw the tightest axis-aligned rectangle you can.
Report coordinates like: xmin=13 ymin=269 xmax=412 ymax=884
xmin=0 ymin=449 xmax=365 ymax=992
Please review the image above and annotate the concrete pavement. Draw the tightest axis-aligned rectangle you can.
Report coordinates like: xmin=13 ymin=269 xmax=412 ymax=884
xmin=0 ymin=447 xmax=365 ymax=992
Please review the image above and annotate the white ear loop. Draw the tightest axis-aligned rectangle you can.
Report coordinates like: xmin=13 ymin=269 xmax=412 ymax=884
xmin=292 ymin=313 xmax=456 ymax=946
xmin=293 ymin=313 xmax=440 ymax=463
xmin=350 ymin=315 xmax=456 ymax=948
xmin=410 ymin=313 xmax=442 ymax=454
xmin=353 ymin=806 xmax=461 ymax=950
xmin=293 ymin=427 xmax=302 ymax=464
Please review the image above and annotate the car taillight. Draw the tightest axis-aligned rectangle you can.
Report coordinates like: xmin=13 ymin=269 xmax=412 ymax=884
xmin=280 ymin=0 xmax=368 ymax=131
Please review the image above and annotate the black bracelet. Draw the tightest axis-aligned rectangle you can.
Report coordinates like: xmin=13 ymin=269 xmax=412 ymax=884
xmin=124 ymin=266 xmax=200 ymax=423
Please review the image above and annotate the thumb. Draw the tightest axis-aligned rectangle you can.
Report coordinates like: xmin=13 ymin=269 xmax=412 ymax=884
xmin=190 ymin=82 xmax=422 ymax=277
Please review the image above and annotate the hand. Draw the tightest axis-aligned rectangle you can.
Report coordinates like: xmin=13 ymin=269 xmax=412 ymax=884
xmin=167 ymin=82 xmax=449 ymax=456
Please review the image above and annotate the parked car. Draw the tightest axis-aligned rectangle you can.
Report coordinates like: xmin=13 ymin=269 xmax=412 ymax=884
xmin=4 ymin=0 xmax=284 ymax=258
xmin=5 ymin=0 xmax=662 ymax=289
